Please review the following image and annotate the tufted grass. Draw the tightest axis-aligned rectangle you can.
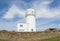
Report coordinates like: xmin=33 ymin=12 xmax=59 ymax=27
xmin=39 ymin=36 xmax=60 ymax=41
xmin=0 ymin=39 xmax=9 ymax=41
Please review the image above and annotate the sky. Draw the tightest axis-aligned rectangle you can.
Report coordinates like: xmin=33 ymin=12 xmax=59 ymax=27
xmin=0 ymin=0 xmax=60 ymax=31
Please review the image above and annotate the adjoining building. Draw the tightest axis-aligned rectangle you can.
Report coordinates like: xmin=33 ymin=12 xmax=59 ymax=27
xmin=17 ymin=9 xmax=36 ymax=32
xmin=45 ymin=28 xmax=58 ymax=32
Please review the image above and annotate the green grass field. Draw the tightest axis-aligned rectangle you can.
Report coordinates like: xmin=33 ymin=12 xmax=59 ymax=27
xmin=0 ymin=36 xmax=60 ymax=41
xmin=39 ymin=36 xmax=60 ymax=41
xmin=0 ymin=39 xmax=8 ymax=41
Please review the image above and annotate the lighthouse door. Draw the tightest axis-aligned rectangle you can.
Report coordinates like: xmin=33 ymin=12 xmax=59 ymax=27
xmin=31 ymin=29 xmax=33 ymax=32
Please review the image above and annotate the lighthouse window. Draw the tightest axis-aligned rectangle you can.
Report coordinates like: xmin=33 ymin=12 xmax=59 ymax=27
xmin=20 ymin=25 xmax=23 ymax=27
xmin=19 ymin=29 xmax=24 ymax=32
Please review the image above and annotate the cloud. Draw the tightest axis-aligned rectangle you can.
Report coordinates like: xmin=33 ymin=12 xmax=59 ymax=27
xmin=0 ymin=21 xmax=17 ymax=31
xmin=3 ymin=5 xmax=25 ymax=19
xmin=31 ymin=0 xmax=60 ymax=18
xmin=3 ymin=0 xmax=60 ymax=19
xmin=1 ymin=0 xmax=60 ymax=31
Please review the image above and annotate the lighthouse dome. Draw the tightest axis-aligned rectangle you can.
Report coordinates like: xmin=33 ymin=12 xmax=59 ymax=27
xmin=25 ymin=9 xmax=35 ymax=17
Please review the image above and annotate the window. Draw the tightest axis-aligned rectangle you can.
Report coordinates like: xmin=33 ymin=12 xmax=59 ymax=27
xmin=20 ymin=25 xmax=23 ymax=27
xmin=19 ymin=29 xmax=24 ymax=32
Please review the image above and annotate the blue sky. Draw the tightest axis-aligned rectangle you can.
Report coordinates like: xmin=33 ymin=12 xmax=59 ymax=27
xmin=0 ymin=0 xmax=60 ymax=31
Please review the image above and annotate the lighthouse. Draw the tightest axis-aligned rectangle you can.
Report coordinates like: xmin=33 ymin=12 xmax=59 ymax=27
xmin=26 ymin=9 xmax=36 ymax=32
xmin=17 ymin=9 xmax=36 ymax=32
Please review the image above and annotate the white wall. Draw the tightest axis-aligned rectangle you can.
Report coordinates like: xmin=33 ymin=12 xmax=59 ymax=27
xmin=17 ymin=23 xmax=28 ymax=32
xmin=26 ymin=16 xmax=36 ymax=32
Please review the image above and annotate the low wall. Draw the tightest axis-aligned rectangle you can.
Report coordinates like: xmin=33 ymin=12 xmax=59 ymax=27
xmin=0 ymin=31 xmax=60 ymax=41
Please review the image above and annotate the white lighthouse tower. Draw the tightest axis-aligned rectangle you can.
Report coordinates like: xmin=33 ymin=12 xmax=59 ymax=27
xmin=17 ymin=9 xmax=36 ymax=32
xmin=26 ymin=9 xmax=36 ymax=32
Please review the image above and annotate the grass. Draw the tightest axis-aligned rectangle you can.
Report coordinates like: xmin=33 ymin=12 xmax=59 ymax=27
xmin=0 ymin=36 xmax=60 ymax=41
xmin=0 ymin=39 xmax=8 ymax=41
xmin=39 ymin=36 xmax=60 ymax=41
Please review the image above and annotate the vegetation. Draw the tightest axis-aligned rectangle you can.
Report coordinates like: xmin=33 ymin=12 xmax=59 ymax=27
xmin=0 ymin=29 xmax=60 ymax=41
xmin=39 ymin=36 xmax=60 ymax=41
xmin=0 ymin=39 xmax=8 ymax=41
xmin=0 ymin=30 xmax=8 ymax=32
xmin=0 ymin=36 xmax=60 ymax=41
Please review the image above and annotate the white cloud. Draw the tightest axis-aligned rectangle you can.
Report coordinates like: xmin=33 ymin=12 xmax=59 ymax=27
xmin=3 ymin=0 xmax=60 ymax=19
xmin=32 ymin=0 xmax=60 ymax=18
xmin=1 ymin=0 xmax=60 ymax=31
xmin=0 ymin=22 xmax=17 ymax=31
xmin=3 ymin=5 xmax=25 ymax=19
